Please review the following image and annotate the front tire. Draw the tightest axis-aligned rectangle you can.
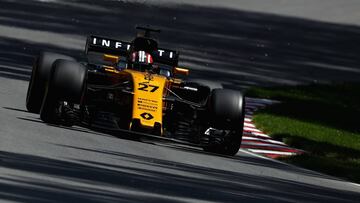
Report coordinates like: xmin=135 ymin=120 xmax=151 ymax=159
xmin=203 ymin=89 xmax=245 ymax=156
xmin=40 ymin=60 xmax=87 ymax=125
xmin=26 ymin=52 xmax=75 ymax=113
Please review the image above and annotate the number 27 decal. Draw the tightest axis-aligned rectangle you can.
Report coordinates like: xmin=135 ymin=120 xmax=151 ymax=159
xmin=138 ymin=82 xmax=159 ymax=92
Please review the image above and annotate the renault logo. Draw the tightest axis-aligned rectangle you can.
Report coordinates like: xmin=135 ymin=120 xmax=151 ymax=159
xmin=140 ymin=112 xmax=154 ymax=120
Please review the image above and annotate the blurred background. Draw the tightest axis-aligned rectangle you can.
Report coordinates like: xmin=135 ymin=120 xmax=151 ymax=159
xmin=1 ymin=0 xmax=360 ymax=89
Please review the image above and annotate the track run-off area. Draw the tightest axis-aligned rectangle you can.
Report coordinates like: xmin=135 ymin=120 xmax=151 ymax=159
xmin=1 ymin=0 xmax=360 ymax=202
xmin=242 ymin=98 xmax=305 ymax=159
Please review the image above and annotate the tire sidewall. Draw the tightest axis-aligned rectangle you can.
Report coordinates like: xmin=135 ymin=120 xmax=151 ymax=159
xmin=26 ymin=52 xmax=75 ymax=113
xmin=40 ymin=60 xmax=86 ymax=123
xmin=204 ymin=89 xmax=245 ymax=156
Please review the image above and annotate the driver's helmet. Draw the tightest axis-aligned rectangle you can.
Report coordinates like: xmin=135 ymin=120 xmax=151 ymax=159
xmin=129 ymin=50 xmax=153 ymax=71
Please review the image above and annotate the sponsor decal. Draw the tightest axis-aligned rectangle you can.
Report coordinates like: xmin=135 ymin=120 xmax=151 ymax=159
xmin=137 ymin=97 xmax=158 ymax=112
xmin=91 ymin=37 xmax=131 ymax=51
xmin=140 ymin=112 xmax=154 ymax=120
xmin=91 ymin=36 xmax=175 ymax=60
xmin=157 ymin=49 xmax=173 ymax=59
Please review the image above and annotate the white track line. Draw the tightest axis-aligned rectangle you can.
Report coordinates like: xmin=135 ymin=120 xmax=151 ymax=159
xmin=245 ymin=98 xmax=280 ymax=104
xmin=241 ymin=142 xmax=294 ymax=149
xmin=243 ymin=127 xmax=262 ymax=133
xmin=245 ymin=100 xmax=275 ymax=105
xmin=243 ymin=132 xmax=270 ymax=138
xmin=244 ymin=122 xmax=256 ymax=128
xmin=244 ymin=118 xmax=253 ymax=122
xmin=240 ymin=149 xmax=289 ymax=162
xmin=246 ymin=149 xmax=297 ymax=156
xmin=242 ymin=136 xmax=286 ymax=145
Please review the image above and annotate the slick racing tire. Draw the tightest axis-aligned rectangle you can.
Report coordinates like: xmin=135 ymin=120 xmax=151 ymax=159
xmin=40 ymin=60 xmax=87 ymax=124
xmin=26 ymin=52 xmax=75 ymax=113
xmin=203 ymin=89 xmax=245 ymax=156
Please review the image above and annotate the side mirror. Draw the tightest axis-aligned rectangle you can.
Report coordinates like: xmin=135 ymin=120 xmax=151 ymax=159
xmin=173 ymin=67 xmax=189 ymax=76
xmin=103 ymin=54 xmax=119 ymax=64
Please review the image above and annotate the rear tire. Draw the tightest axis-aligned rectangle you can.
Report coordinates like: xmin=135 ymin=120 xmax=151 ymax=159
xmin=203 ymin=89 xmax=245 ymax=156
xmin=40 ymin=60 xmax=87 ymax=125
xmin=26 ymin=52 xmax=75 ymax=113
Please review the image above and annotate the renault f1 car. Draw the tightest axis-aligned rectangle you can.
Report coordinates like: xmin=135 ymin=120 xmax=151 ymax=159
xmin=26 ymin=26 xmax=245 ymax=156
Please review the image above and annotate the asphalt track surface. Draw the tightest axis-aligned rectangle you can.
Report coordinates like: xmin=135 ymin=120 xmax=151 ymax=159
xmin=1 ymin=0 xmax=360 ymax=202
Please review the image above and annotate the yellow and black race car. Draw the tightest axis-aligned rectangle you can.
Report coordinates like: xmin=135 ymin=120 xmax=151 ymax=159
xmin=26 ymin=26 xmax=245 ymax=156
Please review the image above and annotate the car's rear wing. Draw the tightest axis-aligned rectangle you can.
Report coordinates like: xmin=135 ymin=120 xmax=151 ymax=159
xmin=85 ymin=35 xmax=179 ymax=66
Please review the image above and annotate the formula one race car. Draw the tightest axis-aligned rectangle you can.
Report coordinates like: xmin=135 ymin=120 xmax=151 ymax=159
xmin=26 ymin=26 xmax=245 ymax=156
